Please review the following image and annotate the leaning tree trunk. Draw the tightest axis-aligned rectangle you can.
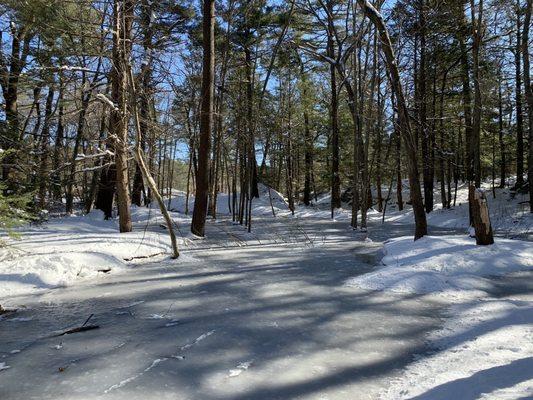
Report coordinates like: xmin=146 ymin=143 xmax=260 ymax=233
xmin=191 ymin=0 xmax=215 ymax=237
xmin=128 ymin=68 xmax=179 ymax=258
xmin=357 ymin=0 xmax=428 ymax=240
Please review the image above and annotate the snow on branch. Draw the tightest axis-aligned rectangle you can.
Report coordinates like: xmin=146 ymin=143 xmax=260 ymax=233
xmin=95 ymin=93 xmax=119 ymax=112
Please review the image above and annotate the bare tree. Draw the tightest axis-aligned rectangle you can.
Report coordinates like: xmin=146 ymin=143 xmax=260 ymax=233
xmin=191 ymin=0 xmax=215 ymax=237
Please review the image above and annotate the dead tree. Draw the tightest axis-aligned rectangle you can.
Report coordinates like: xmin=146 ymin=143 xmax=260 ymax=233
xmin=469 ymin=186 xmax=494 ymax=245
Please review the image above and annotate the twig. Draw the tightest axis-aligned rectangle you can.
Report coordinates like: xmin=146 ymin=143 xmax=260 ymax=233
xmin=53 ymin=314 xmax=99 ymax=336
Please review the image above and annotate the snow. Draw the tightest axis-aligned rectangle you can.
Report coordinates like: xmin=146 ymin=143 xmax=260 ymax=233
xmin=374 ymin=181 xmax=532 ymax=238
xmin=0 ymin=183 xmax=293 ymax=299
xmin=345 ymin=231 xmax=533 ymax=400
xmin=165 ymin=183 xmax=291 ymax=217
xmin=0 ymin=209 xmax=189 ymax=300
xmin=381 ymin=297 xmax=533 ymax=399
xmin=0 ymin=180 xmax=532 ymax=398
xmin=228 ymin=361 xmax=253 ymax=377
xmin=346 ymin=235 xmax=533 ymax=298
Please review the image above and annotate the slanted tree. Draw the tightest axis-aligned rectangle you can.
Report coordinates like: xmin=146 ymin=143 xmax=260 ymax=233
xmin=357 ymin=0 xmax=428 ymax=240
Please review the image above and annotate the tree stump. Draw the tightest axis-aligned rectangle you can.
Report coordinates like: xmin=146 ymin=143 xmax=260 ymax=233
xmin=469 ymin=185 xmax=494 ymax=245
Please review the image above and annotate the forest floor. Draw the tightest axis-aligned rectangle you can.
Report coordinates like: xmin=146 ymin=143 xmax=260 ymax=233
xmin=0 ymin=184 xmax=532 ymax=399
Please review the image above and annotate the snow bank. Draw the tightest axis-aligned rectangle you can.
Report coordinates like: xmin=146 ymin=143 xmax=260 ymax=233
xmin=345 ymin=233 xmax=533 ymax=399
xmin=345 ymin=235 xmax=533 ymax=297
xmin=376 ymin=183 xmax=532 ymax=237
xmin=381 ymin=297 xmax=533 ymax=399
xmin=165 ymin=184 xmax=291 ymax=217
xmin=0 ymin=210 xmax=182 ymax=299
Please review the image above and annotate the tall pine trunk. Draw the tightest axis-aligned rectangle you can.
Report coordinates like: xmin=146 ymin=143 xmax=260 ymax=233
xmin=523 ymin=0 xmax=533 ymax=212
xmin=191 ymin=0 xmax=215 ymax=237
xmin=110 ymin=0 xmax=133 ymax=233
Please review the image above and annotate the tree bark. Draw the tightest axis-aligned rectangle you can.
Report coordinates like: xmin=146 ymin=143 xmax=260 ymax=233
xmin=327 ymin=0 xmax=341 ymax=216
xmin=418 ymin=0 xmax=433 ymax=213
xmin=128 ymin=67 xmax=179 ymax=258
xmin=515 ymin=3 xmax=525 ymax=187
xmin=469 ymin=186 xmax=494 ymax=245
xmin=191 ymin=0 xmax=215 ymax=237
xmin=356 ymin=0 xmax=428 ymax=239
xmin=109 ymin=0 xmax=133 ymax=232
xmin=498 ymin=71 xmax=506 ymax=188
xmin=38 ymin=85 xmax=55 ymax=209
xmin=523 ymin=0 xmax=533 ymax=212
xmin=470 ymin=0 xmax=483 ymax=188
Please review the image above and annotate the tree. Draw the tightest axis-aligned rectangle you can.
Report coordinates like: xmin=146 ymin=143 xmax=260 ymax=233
xmin=191 ymin=0 xmax=215 ymax=237
xmin=523 ymin=0 xmax=533 ymax=212
xmin=110 ymin=0 xmax=133 ymax=233
xmin=356 ymin=0 xmax=428 ymax=240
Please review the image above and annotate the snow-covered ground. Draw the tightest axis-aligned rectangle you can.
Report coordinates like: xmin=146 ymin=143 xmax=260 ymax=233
xmin=381 ymin=182 xmax=532 ymax=238
xmin=347 ymin=233 xmax=533 ymax=399
xmin=346 ymin=235 xmax=533 ymax=298
xmin=0 ymin=184 xmax=291 ymax=299
xmin=382 ymin=296 xmax=533 ymax=400
xmin=1 ymin=181 xmax=532 ymax=399
xmin=0 ymin=209 xmax=190 ymax=299
xmin=165 ymin=183 xmax=292 ymax=217
xmin=304 ymin=180 xmax=532 ymax=239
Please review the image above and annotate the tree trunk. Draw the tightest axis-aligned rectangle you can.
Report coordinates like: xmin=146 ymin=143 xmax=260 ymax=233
xmin=128 ymin=67 xmax=179 ymax=258
xmin=65 ymin=82 xmax=90 ymax=214
xmin=191 ymin=0 xmax=215 ymax=237
xmin=357 ymin=0 xmax=428 ymax=239
xmin=38 ymin=85 xmax=55 ymax=209
xmin=515 ymin=3 xmax=525 ymax=187
xmin=418 ymin=0 xmax=433 ymax=213
xmin=327 ymin=0 xmax=341 ymax=216
xmin=1 ymin=28 xmax=30 ymax=193
xmin=469 ymin=186 xmax=494 ymax=245
xmin=396 ymin=124 xmax=404 ymax=211
xmin=470 ymin=0 xmax=483 ymax=188
xmin=110 ymin=0 xmax=133 ymax=233
xmin=52 ymin=78 xmax=64 ymax=201
xmin=523 ymin=0 xmax=533 ymax=212
xmin=498 ymin=72 xmax=506 ymax=188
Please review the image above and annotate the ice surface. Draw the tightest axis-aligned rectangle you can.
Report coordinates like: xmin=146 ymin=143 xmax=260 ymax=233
xmin=0 ymin=183 xmax=531 ymax=399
